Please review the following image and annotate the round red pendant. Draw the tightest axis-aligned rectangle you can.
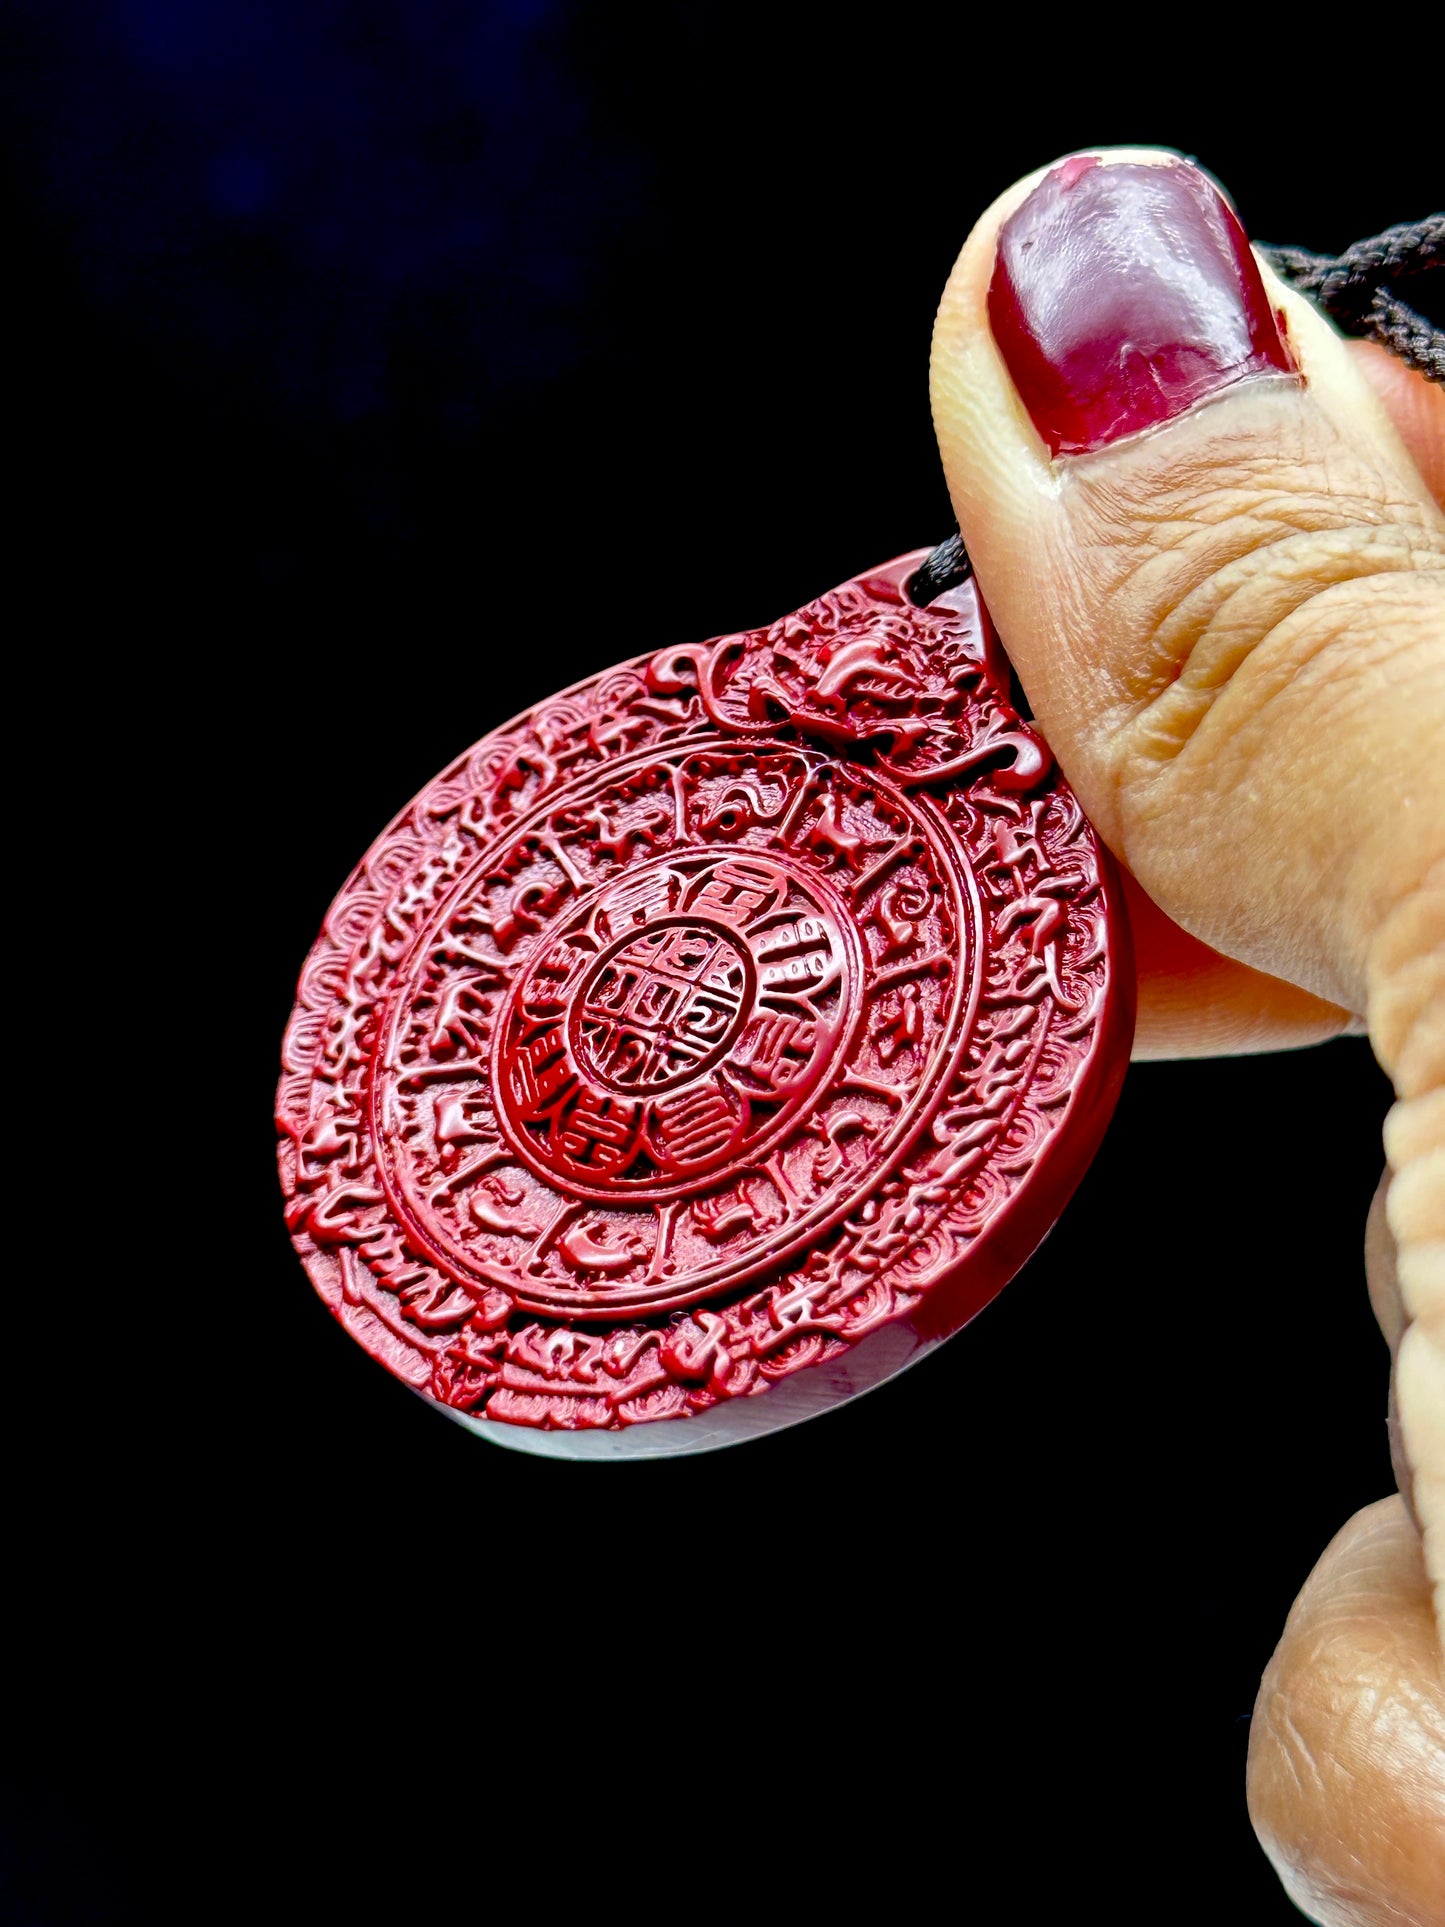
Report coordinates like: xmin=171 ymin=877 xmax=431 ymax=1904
xmin=277 ymin=553 xmax=1132 ymax=1455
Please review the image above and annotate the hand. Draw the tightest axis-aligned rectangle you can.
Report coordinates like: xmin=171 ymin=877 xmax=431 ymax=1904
xmin=930 ymin=150 xmax=1444 ymax=1925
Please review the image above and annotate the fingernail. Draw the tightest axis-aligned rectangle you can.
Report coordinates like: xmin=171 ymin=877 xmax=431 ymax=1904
xmin=988 ymin=155 xmax=1296 ymax=457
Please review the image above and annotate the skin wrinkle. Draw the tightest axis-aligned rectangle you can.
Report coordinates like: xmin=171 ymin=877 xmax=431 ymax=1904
xmin=959 ymin=355 xmax=1445 ymax=882
xmin=1015 ymin=553 xmax=1444 ymax=958
xmin=1278 ymin=1701 xmax=1331 ymax=1799
xmin=1114 ymin=575 xmax=1445 ymax=1010
xmin=1156 ymin=529 xmax=1441 ymax=706
xmin=1067 ymin=488 xmax=1443 ymax=728
xmin=1393 ymin=1299 xmax=1445 ymax=1630
xmin=1120 ymin=866 xmax=1361 ymax=1059
xmin=1249 ymin=1502 xmax=1445 ymax=1927
xmin=1122 ymin=574 xmax=1444 ymax=793
xmin=1372 ymin=865 xmax=1445 ymax=1095
xmin=930 ymin=150 xmax=1445 ymax=1920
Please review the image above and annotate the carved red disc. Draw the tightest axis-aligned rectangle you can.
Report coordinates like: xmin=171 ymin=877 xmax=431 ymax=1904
xmin=277 ymin=553 xmax=1132 ymax=1456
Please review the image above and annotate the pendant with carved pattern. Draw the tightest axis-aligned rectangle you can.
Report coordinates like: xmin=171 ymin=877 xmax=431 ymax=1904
xmin=277 ymin=552 xmax=1133 ymax=1456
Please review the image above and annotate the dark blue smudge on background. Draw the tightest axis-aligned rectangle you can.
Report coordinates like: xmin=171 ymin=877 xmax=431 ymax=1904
xmin=4 ymin=6 xmax=1433 ymax=631
xmin=6 ymin=0 xmax=643 ymax=436
xmin=3 ymin=27 xmax=1432 ymax=1927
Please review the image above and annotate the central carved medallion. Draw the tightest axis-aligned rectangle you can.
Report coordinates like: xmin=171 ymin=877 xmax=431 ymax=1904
xmin=575 ymin=921 xmax=753 ymax=1095
xmin=495 ymin=853 xmax=853 ymax=1197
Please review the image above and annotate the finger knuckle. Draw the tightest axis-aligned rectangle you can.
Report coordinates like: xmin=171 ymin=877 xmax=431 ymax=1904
xmin=1106 ymin=510 xmax=1445 ymax=942
xmin=1370 ymin=866 xmax=1445 ymax=1098
xmin=1113 ymin=516 xmax=1445 ymax=782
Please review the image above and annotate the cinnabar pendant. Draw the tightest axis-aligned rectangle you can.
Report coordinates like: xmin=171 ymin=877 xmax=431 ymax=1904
xmin=278 ymin=553 xmax=1132 ymax=1455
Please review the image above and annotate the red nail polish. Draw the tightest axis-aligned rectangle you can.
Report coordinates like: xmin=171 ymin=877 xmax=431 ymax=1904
xmin=988 ymin=156 xmax=1296 ymax=457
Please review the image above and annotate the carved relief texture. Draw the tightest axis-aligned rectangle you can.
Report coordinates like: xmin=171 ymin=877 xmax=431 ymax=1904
xmin=277 ymin=554 xmax=1129 ymax=1431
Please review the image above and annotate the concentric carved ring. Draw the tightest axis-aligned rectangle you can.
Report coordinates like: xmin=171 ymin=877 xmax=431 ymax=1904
xmin=372 ymin=750 xmax=974 ymax=1318
xmin=277 ymin=553 xmax=1131 ymax=1449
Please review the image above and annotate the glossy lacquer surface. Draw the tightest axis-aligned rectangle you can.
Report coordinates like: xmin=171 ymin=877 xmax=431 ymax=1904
xmin=277 ymin=554 xmax=1132 ymax=1455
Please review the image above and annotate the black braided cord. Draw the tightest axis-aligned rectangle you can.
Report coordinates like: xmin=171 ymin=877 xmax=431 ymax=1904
xmin=909 ymin=216 xmax=1444 ymax=605
xmin=1262 ymin=215 xmax=1444 ymax=384
xmin=907 ymin=530 xmax=972 ymax=604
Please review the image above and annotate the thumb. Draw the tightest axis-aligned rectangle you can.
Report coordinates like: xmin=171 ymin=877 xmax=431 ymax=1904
xmin=929 ymin=148 xmax=1444 ymax=1025
xmin=930 ymin=151 xmax=1445 ymax=1680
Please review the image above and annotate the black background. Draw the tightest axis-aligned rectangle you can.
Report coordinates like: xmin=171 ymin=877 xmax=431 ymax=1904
xmin=6 ymin=7 xmax=1432 ymax=1922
